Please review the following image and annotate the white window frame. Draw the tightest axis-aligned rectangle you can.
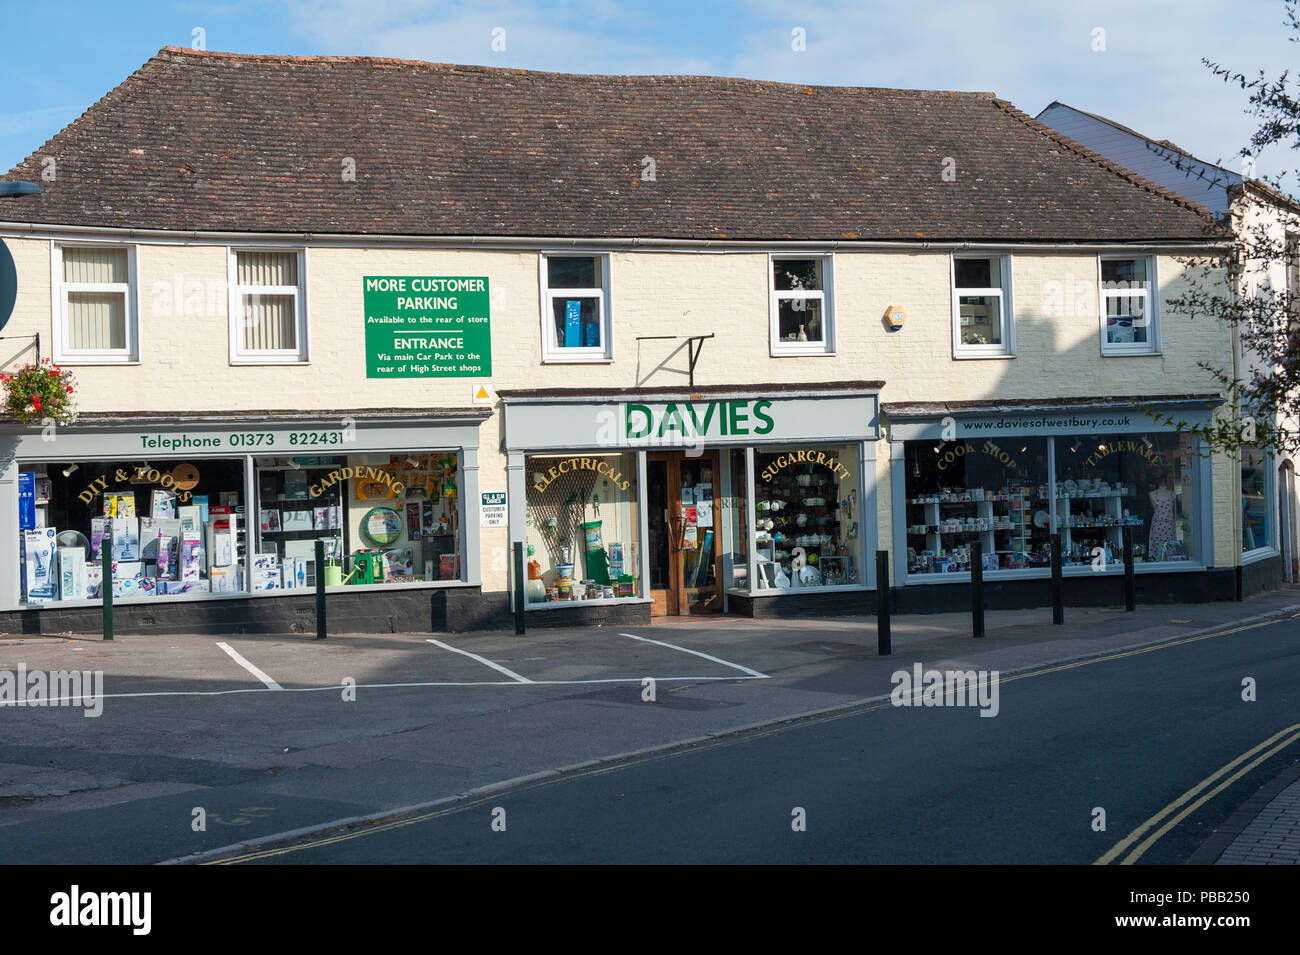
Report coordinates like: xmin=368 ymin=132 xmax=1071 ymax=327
xmin=1241 ymin=443 xmax=1279 ymax=562
xmin=1098 ymin=254 xmax=1160 ymax=356
xmin=769 ymin=253 xmax=836 ymax=356
xmin=50 ymin=241 xmax=140 ymax=364
xmin=951 ymin=253 xmax=1015 ymax=358
xmin=227 ymin=247 xmax=309 ymax=364
xmin=539 ymin=252 xmax=613 ymax=362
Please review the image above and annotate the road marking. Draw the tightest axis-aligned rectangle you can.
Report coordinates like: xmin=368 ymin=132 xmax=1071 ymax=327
xmin=426 ymin=639 xmax=533 ymax=683
xmin=618 ymin=632 xmax=768 ymax=678
xmin=208 ymin=611 xmax=1300 ymax=865
xmin=216 ymin=642 xmax=282 ymax=690
xmin=1095 ymin=722 xmax=1300 ymax=866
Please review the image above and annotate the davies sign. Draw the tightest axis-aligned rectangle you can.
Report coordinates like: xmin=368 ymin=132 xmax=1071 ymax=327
xmin=503 ymin=394 xmax=878 ymax=450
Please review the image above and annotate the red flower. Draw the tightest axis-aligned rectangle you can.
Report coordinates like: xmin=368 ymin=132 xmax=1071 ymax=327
xmin=31 ymin=396 xmax=42 ymax=409
xmin=65 ymin=385 xmax=73 ymax=393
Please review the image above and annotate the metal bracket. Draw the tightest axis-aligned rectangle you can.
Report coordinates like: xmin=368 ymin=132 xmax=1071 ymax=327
xmin=634 ymin=333 xmax=715 ymax=388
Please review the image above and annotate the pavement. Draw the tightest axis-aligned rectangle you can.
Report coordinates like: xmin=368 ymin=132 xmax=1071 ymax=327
xmin=2 ymin=586 xmax=1299 ymax=863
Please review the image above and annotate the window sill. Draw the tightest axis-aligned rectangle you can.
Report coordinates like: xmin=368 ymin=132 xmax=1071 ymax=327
xmin=1101 ymin=348 xmax=1161 ymax=357
xmin=230 ymin=356 xmax=310 ymax=366
xmin=771 ymin=346 xmax=836 ymax=358
xmin=953 ymin=350 xmax=1015 ymax=360
xmin=525 ymin=596 xmax=651 ymax=610
xmin=541 ymin=354 xmax=615 ymax=364
xmin=1241 ymin=546 xmax=1279 ymax=565
xmin=53 ymin=357 xmax=140 ymax=366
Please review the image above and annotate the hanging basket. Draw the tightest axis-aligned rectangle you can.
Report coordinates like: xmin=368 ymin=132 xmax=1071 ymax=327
xmin=1 ymin=358 xmax=79 ymax=425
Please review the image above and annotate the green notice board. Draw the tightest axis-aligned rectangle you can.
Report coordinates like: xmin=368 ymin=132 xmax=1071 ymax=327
xmin=364 ymin=276 xmax=491 ymax=378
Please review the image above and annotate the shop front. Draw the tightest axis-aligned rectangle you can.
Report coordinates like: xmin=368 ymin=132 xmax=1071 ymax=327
xmin=500 ymin=382 xmax=881 ymax=625
xmin=884 ymin=397 xmax=1230 ymax=610
xmin=0 ymin=409 xmax=488 ymax=634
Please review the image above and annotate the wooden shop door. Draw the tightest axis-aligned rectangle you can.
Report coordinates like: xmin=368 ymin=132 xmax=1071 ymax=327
xmin=647 ymin=451 xmax=722 ymax=616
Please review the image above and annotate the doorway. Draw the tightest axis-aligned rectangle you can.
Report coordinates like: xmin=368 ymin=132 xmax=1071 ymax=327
xmin=646 ymin=451 xmax=723 ymax=615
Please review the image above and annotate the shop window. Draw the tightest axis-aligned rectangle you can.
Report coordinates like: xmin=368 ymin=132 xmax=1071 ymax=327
xmin=752 ymin=446 xmax=858 ymax=588
xmin=952 ymin=254 xmax=1013 ymax=356
xmin=229 ymin=249 xmax=307 ymax=363
xmin=253 ymin=453 xmax=463 ymax=587
xmin=1053 ymin=432 xmax=1196 ymax=566
xmin=904 ymin=438 xmax=1050 ymax=575
xmin=524 ymin=453 xmax=640 ymax=603
xmin=541 ymin=253 xmax=612 ymax=361
xmin=1099 ymin=256 xmax=1158 ymax=355
xmin=54 ymin=245 xmax=138 ymax=362
xmin=1241 ymin=445 xmax=1273 ymax=555
xmin=728 ymin=448 xmax=749 ymax=590
xmin=770 ymin=255 xmax=834 ymax=355
xmin=17 ymin=459 xmax=247 ymax=603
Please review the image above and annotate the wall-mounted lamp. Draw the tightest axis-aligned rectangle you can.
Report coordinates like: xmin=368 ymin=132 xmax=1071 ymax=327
xmin=62 ymin=464 xmax=78 ymax=478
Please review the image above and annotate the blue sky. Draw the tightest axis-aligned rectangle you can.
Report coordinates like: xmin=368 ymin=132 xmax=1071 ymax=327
xmin=2 ymin=0 xmax=1296 ymax=182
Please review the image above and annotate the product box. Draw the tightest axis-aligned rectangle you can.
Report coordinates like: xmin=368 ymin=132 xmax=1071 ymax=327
xmin=138 ymin=577 xmax=160 ymax=597
xmin=439 ymin=553 xmax=459 ymax=580
xmin=192 ymin=495 xmax=210 ymax=525
xmin=105 ymin=492 xmax=136 ymax=518
xmin=210 ymin=563 xmax=241 ymax=593
xmin=86 ymin=565 xmax=103 ymax=599
xmin=260 ymin=509 xmax=281 ymax=533
xmin=314 ymin=506 xmax=329 ymax=530
xmin=59 ymin=548 xmax=87 ymax=601
xmin=112 ymin=560 xmax=144 ymax=580
xmin=179 ymin=505 xmax=202 ymax=534
xmin=206 ymin=511 xmax=239 ymax=567
xmin=23 ymin=528 xmax=58 ymax=602
xmin=155 ymin=535 xmax=177 ymax=580
xmin=160 ymin=579 xmax=207 ymax=596
xmin=179 ymin=532 xmax=203 ymax=582
xmin=281 ymin=557 xmax=308 ymax=590
xmin=110 ymin=518 xmax=140 ymax=561
xmin=151 ymin=488 xmax=177 ymax=519
xmin=139 ymin=517 xmax=160 ymax=561
xmin=328 ymin=506 xmax=340 ymax=530
xmin=383 ymin=547 xmax=415 ymax=577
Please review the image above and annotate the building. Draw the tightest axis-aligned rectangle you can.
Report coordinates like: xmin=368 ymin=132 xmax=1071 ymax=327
xmin=1038 ymin=101 xmax=1300 ymax=585
xmin=0 ymin=48 xmax=1250 ymax=635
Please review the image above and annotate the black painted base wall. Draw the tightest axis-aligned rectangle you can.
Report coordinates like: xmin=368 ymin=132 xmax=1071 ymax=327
xmin=729 ymin=589 xmax=878 ymax=619
xmin=891 ymin=568 xmax=1239 ymax=615
xmin=0 ymin=561 xmax=1279 ymax=636
xmin=1239 ymin=554 xmax=1283 ymax=601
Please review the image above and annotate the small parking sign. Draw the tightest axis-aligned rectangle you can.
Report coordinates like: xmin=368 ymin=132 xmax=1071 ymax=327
xmin=480 ymin=490 xmax=507 ymax=527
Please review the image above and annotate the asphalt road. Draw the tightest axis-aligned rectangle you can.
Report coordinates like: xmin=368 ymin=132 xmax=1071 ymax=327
xmin=219 ymin=614 xmax=1300 ymax=864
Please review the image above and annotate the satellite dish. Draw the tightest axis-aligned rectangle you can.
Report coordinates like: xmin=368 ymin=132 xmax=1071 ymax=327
xmin=56 ymin=530 xmax=90 ymax=556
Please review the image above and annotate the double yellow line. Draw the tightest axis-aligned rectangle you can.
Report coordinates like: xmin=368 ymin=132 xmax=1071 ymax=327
xmin=1095 ymin=721 xmax=1300 ymax=865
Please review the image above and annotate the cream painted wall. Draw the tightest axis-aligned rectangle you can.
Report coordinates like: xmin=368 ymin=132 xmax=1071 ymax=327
xmin=1 ymin=235 xmax=1243 ymax=584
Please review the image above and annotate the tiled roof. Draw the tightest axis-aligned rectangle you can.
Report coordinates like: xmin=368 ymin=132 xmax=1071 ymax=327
xmin=1 ymin=47 xmax=1226 ymax=242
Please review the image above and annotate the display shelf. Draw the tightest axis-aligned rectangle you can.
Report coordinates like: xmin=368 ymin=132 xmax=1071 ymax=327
xmin=906 ymin=486 xmax=1049 ymax=573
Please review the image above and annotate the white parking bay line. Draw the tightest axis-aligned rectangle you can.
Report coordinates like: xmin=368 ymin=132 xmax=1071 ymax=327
xmin=618 ymin=632 xmax=769 ymax=678
xmin=217 ymin=642 xmax=283 ymax=690
xmin=427 ymin=639 xmax=534 ymax=684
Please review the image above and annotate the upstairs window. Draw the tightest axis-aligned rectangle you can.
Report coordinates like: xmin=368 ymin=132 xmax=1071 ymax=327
xmin=1099 ymin=256 xmax=1158 ymax=355
xmin=229 ymin=249 xmax=307 ymax=363
xmin=541 ymin=253 xmax=612 ymax=361
xmin=952 ymin=255 xmax=1013 ymax=357
xmin=770 ymin=255 xmax=834 ymax=355
xmin=56 ymin=245 xmax=137 ymax=362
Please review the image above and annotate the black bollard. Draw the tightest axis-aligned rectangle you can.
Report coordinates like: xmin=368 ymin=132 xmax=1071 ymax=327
xmin=876 ymin=550 xmax=891 ymax=656
xmin=315 ymin=538 xmax=327 ymax=639
xmin=971 ymin=540 xmax=985 ymax=639
xmin=1122 ymin=525 xmax=1136 ymax=612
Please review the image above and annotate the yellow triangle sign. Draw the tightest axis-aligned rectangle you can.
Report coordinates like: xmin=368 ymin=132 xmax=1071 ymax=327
xmin=475 ymin=386 xmax=489 ymax=399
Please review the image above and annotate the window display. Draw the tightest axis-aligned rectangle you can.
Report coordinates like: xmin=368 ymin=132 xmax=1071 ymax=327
xmin=752 ymin=446 xmax=858 ymax=588
xmin=1053 ymin=432 xmax=1195 ymax=566
xmin=254 ymin=453 xmax=462 ymax=587
xmin=904 ymin=438 xmax=1050 ymax=574
xmin=524 ymin=452 xmax=640 ymax=603
xmin=1241 ymin=445 xmax=1270 ymax=554
xmin=17 ymin=458 xmax=247 ymax=603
